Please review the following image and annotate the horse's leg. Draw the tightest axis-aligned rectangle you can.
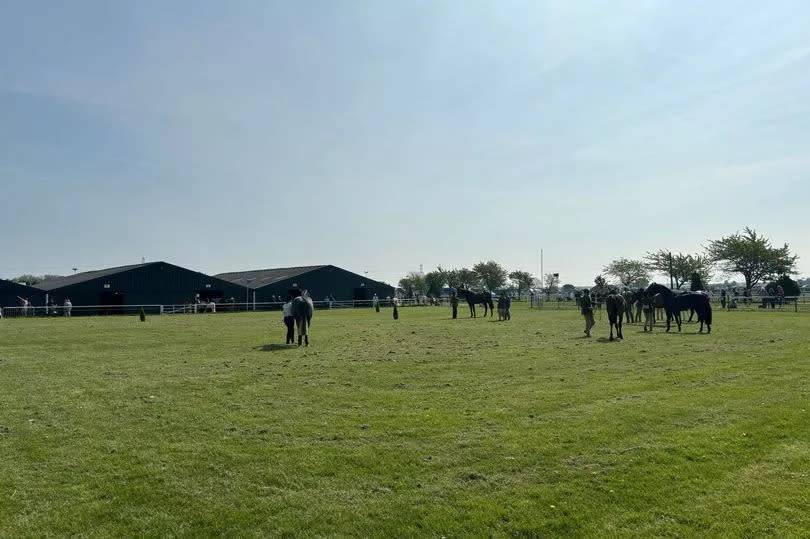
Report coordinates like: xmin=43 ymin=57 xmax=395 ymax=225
xmin=618 ymin=313 xmax=623 ymax=339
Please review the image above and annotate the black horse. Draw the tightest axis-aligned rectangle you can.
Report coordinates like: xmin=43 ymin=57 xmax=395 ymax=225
xmin=605 ymin=291 xmax=626 ymax=340
xmin=457 ymin=288 xmax=494 ymax=318
xmin=645 ymin=283 xmax=712 ymax=334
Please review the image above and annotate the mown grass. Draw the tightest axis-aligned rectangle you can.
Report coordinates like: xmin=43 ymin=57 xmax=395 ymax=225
xmin=1 ymin=303 xmax=809 ymax=537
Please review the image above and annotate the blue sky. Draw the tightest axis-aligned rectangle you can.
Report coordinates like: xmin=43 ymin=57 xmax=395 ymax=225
xmin=1 ymin=1 xmax=808 ymax=286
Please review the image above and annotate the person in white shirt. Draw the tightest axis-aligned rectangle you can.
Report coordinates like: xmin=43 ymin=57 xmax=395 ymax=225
xmin=372 ymin=293 xmax=379 ymax=312
xmin=64 ymin=299 xmax=72 ymax=317
xmin=282 ymin=295 xmax=294 ymax=344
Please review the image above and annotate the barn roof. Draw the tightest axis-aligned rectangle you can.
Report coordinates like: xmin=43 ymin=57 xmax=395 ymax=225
xmin=34 ymin=263 xmax=152 ymax=291
xmin=214 ymin=265 xmax=327 ymax=289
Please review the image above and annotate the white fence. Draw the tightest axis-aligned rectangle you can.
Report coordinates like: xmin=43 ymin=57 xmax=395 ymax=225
xmin=0 ymin=298 xmax=445 ymax=318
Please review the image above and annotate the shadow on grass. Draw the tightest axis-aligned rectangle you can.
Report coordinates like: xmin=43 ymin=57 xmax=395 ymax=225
xmin=258 ymin=343 xmax=297 ymax=352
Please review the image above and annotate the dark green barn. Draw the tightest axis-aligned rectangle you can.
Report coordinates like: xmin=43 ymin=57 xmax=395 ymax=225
xmin=215 ymin=265 xmax=395 ymax=303
xmin=34 ymin=262 xmax=246 ymax=309
xmin=0 ymin=278 xmax=45 ymax=308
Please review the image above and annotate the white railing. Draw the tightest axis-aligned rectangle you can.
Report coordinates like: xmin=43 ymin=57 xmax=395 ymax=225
xmin=0 ymin=298 xmax=448 ymax=318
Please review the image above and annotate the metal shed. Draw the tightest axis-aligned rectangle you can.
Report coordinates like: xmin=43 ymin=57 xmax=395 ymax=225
xmin=34 ymin=262 xmax=246 ymax=310
xmin=215 ymin=265 xmax=395 ymax=302
xmin=0 ymin=278 xmax=45 ymax=309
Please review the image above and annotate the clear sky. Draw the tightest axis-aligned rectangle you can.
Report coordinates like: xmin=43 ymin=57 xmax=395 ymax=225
xmin=2 ymin=1 xmax=808 ymax=287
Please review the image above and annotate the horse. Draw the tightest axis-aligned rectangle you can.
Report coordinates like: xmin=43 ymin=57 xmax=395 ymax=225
xmin=605 ymin=292 xmax=626 ymax=341
xmin=292 ymin=290 xmax=314 ymax=346
xmin=645 ymin=283 xmax=712 ymax=334
xmin=457 ymin=288 xmax=494 ymax=318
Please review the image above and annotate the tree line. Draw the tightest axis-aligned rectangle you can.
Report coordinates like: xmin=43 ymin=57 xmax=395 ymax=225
xmin=399 ymin=228 xmax=801 ymax=297
xmin=597 ymin=227 xmax=799 ymax=293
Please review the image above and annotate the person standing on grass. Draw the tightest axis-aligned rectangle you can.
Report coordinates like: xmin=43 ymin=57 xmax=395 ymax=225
xmin=64 ymin=298 xmax=72 ymax=317
xmin=282 ymin=295 xmax=294 ymax=344
xmin=581 ymin=289 xmax=595 ymax=337
xmin=372 ymin=293 xmax=380 ymax=312
xmin=450 ymin=290 xmax=458 ymax=319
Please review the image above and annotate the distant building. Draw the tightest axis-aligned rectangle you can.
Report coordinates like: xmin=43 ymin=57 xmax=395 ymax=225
xmin=34 ymin=262 xmax=245 ymax=310
xmin=215 ymin=265 xmax=395 ymax=302
xmin=0 ymin=279 xmax=45 ymax=308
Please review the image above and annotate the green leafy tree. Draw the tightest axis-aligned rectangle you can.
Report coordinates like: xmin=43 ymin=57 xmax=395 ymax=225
xmin=706 ymin=227 xmax=798 ymax=289
xmin=398 ymin=272 xmax=426 ymax=298
xmin=560 ymin=283 xmax=576 ymax=297
xmin=593 ymin=274 xmax=608 ymax=292
xmin=473 ymin=261 xmax=507 ymax=291
xmin=11 ymin=274 xmax=64 ymax=285
xmin=508 ymin=270 xmax=534 ymax=299
xmin=645 ymin=250 xmax=713 ymax=289
xmin=454 ymin=267 xmax=480 ymax=289
xmin=603 ymin=258 xmax=650 ymax=288
xmin=543 ymin=273 xmax=559 ymax=299
xmin=766 ymin=275 xmax=800 ymax=296
xmin=423 ymin=270 xmax=446 ymax=296
xmin=690 ymin=272 xmax=704 ymax=291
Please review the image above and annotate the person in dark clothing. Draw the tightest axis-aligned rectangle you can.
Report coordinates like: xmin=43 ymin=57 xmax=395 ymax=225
xmin=282 ymin=295 xmax=295 ymax=344
xmin=450 ymin=290 xmax=458 ymax=319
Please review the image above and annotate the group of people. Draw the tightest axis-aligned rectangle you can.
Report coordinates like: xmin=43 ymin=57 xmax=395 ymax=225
xmin=719 ymin=285 xmax=786 ymax=309
xmin=5 ymin=296 xmax=72 ymax=318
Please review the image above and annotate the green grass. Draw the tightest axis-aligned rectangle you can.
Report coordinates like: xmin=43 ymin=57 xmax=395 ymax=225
xmin=1 ymin=304 xmax=809 ymax=537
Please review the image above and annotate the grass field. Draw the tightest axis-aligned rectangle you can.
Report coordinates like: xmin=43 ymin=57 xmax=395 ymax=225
xmin=1 ymin=304 xmax=809 ymax=537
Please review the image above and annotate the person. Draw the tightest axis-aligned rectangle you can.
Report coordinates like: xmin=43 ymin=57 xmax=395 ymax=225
xmin=581 ymin=288 xmax=595 ymax=337
xmin=372 ymin=293 xmax=380 ymax=312
xmin=64 ymin=298 xmax=72 ymax=317
xmin=642 ymin=295 xmax=655 ymax=332
xmin=17 ymin=296 xmax=30 ymax=317
xmin=778 ymin=285 xmax=785 ymax=307
xmin=450 ymin=290 xmax=459 ymax=319
xmin=282 ymin=295 xmax=294 ymax=344
xmin=720 ymin=289 xmax=727 ymax=309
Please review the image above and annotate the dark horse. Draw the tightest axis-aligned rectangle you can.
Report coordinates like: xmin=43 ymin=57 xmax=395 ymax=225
xmin=645 ymin=283 xmax=712 ymax=334
xmin=605 ymin=291 xmax=626 ymax=341
xmin=292 ymin=290 xmax=314 ymax=346
xmin=457 ymin=288 xmax=494 ymax=318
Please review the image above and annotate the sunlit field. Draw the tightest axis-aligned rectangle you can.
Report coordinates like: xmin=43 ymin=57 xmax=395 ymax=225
xmin=1 ymin=304 xmax=808 ymax=536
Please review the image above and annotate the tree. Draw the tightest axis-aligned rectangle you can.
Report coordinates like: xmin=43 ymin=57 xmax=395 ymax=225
xmin=11 ymin=274 xmax=63 ymax=285
xmin=766 ymin=275 xmax=800 ymax=296
xmin=603 ymin=258 xmax=650 ymax=288
xmin=690 ymin=272 xmax=704 ymax=291
xmin=706 ymin=227 xmax=798 ymax=290
xmin=508 ymin=270 xmax=534 ymax=299
xmin=423 ymin=270 xmax=446 ymax=296
xmin=543 ymin=273 xmax=559 ymax=299
xmin=448 ymin=267 xmax=480 ymax=289
xmin=398 ymin=272 xmax=426 ymax=298
xmin=645 ymin=250 xmax=713 ymax=289
xmin=594 ymin=274 xmax=608 ymax=292
xmin=561 ymin=283 xmax=577 ymax=295
xmin=472 ymin=261 xmax=507 ymax=291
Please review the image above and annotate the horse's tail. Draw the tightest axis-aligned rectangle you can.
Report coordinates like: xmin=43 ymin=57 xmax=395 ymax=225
xmin=705 ymin=300 xmax=712 ymax=326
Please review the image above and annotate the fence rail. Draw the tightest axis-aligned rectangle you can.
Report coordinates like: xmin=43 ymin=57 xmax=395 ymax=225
xmin=3 ymin=295 xmax=809 ymax=318
xmin=0 ymin=298 xmax=447 ymax=318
